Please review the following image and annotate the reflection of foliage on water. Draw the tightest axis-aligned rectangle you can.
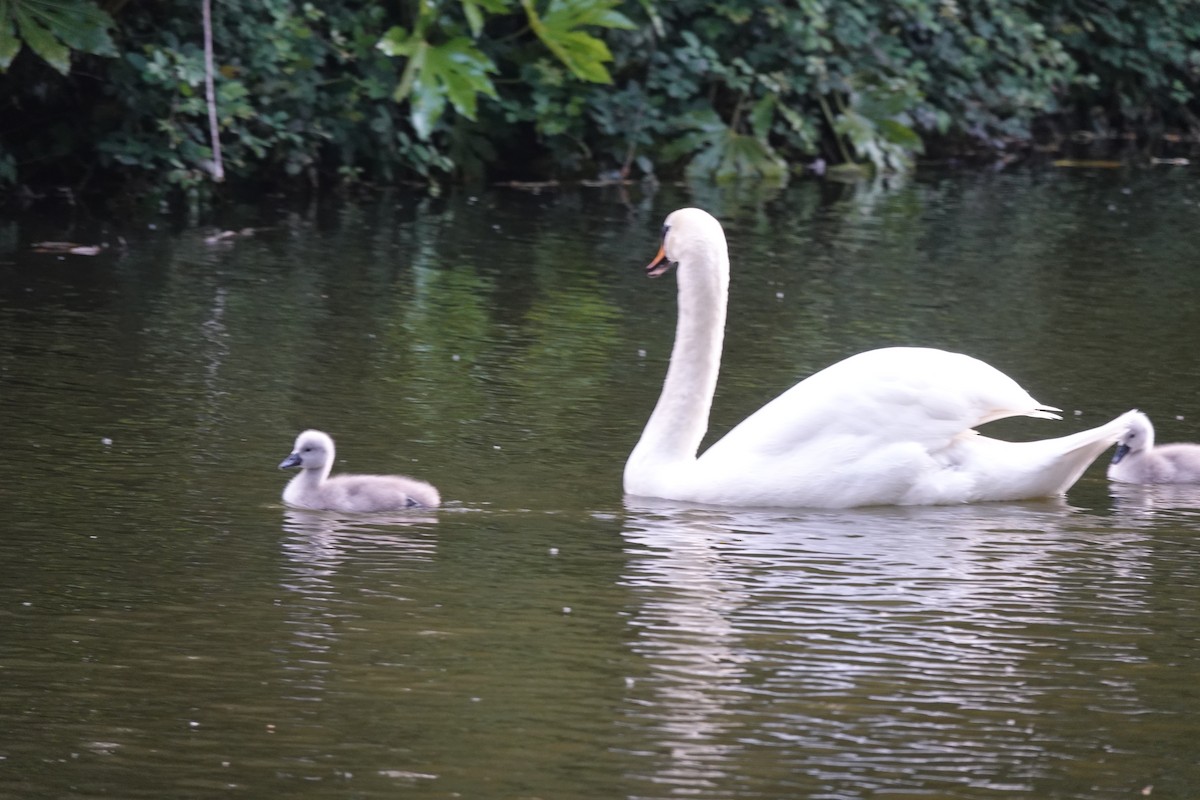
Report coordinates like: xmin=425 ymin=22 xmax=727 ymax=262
xmin=507 ymin=230 xmax=623 ymax=458
xmin=297 ymin=195 xmax=633 ymax=501
xmin=5 ymin=174 xmax=1199 ymax=511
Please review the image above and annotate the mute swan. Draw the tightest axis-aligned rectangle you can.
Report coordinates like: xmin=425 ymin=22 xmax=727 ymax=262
xmin=623 ymin=207 xmax=1138 ymax=508
xmin=1108 ymin=411 xmax=1200 ymax=484
xmin=279 ymin=429 xmax=440 ymax=511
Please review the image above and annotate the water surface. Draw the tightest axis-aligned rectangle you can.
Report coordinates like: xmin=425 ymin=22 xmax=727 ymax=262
xmin=2 ymin=169 xmax=1199 ymax=798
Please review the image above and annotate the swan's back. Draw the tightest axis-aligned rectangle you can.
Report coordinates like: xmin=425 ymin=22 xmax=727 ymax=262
xmin=690 ymin=347 xmax=1121 ymax=508
xmin=297 ymin=474 xmax=441 ymax=512
xmin=705 ymin=347 xmax=1059 ymax=461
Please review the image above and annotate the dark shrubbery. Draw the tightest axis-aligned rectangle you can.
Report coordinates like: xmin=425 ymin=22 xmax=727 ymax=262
xmin=1 ymin=0 xmax=1197 ymax=205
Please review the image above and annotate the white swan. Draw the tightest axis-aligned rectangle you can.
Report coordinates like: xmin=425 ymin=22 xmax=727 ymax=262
xmin=279 ymin=430 xmax=440 ymax=511
xmin=1108 ymin=411 xmax=1200 ymax=484
xmin=623 ymin=207 xmax=1138 ymax=508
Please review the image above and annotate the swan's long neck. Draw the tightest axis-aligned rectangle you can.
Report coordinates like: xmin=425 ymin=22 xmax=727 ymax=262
xmin=626 ymin=235 xmax=729 ymax=488
xmin=284 ymin=456 xmax=327 ymax=509
xmin=298 ymin=444 xmax=334 ymax=490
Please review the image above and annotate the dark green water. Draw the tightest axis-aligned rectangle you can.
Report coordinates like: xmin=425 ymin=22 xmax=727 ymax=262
xmin=2 ymin=169 xmax=1200 ymax=799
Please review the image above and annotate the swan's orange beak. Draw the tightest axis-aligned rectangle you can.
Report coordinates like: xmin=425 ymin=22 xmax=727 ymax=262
xmin=646 ymin=243 xmax=672 ymax=278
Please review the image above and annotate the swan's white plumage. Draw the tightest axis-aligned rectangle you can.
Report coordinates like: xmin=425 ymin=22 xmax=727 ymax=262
xmin=279 ymin=429 xmax=440 ymax=512
xmin=623 ymin=207 xmax=1137 ymax=508
xmin=1108 ymin=411 xmax=1200 ymax=484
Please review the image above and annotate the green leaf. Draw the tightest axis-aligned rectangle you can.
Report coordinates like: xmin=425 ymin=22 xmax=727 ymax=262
xmin=408 ymin=63 xmax=442 ymax=139
xmin=776 ymin=102 xmax=819 ymax=151
xmin=3 ymin=0 xmax=115 ymax=74
xmin=749 ymin=93 xmax=776 ymax=141
xmin=715 ymin=133 xmax=787 ymax=182
xmin=834 ymin=108 xmax=916 ymax=173
xmin=635 ymin=0 xmax=665 ymax=37
xmin=465 ymin=0 xmax=510 ymax=11
xmin=675 ymin=109 xmax=787 ymax=183
xmin=378 ymin=25 xmax=417 ymax=58
xmin=661 ymin=107 xmax=726 ymax=162
xmin=543 ymin=28 xmax=615 ymax=83
xmin=35 ymin=1 xmax=115 ymax=55
xmin=521 ymin=0 xmax=634 ymax=84
xmin=460 ymin=0 xmax=510 ymax=37
xmin=878 ymin=118 xmax=923 ymax=151
xmin=549 ymin=0 xmax=636 ymax=31
xmin=0 ymin=17 xmax=21 ymax=70
xmin=462 ymin=3 xmax=484 ymax=38
xmin=14 ymin=11 xmax=69 ymax=74
xmin=422 ymin=37 xmax=498 ymax=120
xmin=386 ymin=34 xmax=498 ymax=139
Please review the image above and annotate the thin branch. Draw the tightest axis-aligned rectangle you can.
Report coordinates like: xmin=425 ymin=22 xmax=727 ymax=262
xmin=817 ymin=93 xmax=854 ymax=165
xmin=202 ymin=0 xmax=224 ymax=182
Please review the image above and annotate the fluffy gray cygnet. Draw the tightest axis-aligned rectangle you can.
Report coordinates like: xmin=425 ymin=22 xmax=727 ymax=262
xmin=279 ymin=429 xmax=441 ymax=511
xmin=1108 ymin=411 xmax=1200 ymax=484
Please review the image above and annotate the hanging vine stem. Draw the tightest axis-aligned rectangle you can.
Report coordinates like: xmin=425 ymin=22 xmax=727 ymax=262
xmin=817 ymin=92 xmax=854 ymax=166
xmin=202 ymin=0 xmax=224 ymax=181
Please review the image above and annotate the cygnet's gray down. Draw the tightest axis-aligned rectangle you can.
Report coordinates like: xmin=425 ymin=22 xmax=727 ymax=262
xmin=1108 ymin=411 xmax=1200 ymax=484
xmin=279 ymin=429 xmax=441 ymax=511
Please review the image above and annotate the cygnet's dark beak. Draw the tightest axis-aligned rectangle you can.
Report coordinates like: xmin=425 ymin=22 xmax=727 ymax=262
xmin=279 ymin=452 xmax=302 ymax=470
xmin=1111 ymin=443 xmax=1130 ymax=465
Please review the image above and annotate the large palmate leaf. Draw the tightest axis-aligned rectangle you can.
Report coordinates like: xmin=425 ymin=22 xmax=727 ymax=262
xmin=380 ymin=27 xmax=498 ymax=139
xmin=0 ymin=0 xmax=116 ymax=74
xmin=833 ymin=77 xmax=925 ymax=173
xmin=666 ymin=108 xmax=787 ymax=183
xmin=520 ymin=0 xmax=634 ymax=84
xmin=460 ymin=0 xmax=509 ymax=37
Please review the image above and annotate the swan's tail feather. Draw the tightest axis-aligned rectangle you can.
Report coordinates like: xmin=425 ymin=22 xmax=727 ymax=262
xmin=1029 ymin=403 xmax=1063 ymax=421
xmin=977 ymin=403 xmax=1061 ymax=427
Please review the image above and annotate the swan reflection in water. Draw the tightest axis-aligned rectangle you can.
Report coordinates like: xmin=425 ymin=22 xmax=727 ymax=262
xmin=275 ymin=509 xmax=440 ymax=702
xmin=1109 ymin=481 xmax=1200 ymax=528
xmin=618 ymin=498 xmax=1155 ymax=796
xmin=280 ymin=508 xmax=440 ymax=580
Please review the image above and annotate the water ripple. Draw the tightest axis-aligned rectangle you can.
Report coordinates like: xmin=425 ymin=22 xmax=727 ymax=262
xmin=616 ymin=499 xmax=1188 ymax=797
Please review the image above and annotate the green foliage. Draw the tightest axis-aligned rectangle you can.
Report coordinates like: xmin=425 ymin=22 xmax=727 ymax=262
xmin=377 ymin=0 xmax=632 ymax=141
xmin=1047 ymin=0 xmax=1200 ymax=126
xmin=380 ymin=29 xmax=499 ymax=140
xmin=832 ymin=78 xmax=926 ymax=173
xmin=0 ymin=0 xmax=1196 ymax=202
xmin=0 ymin=0 xmax=116 ymax=74
xmin=521 ymin=0 xmax=635 ymax=83
xmin=93 ymin=2 xmax=463 ymax=199
xmin=664 ymin=107 xmax=787 ymax=183
xmin=585 ymin=0 xmax=1076 ymax=178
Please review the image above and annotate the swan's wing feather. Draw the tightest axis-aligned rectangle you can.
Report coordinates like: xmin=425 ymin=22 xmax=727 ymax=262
xmin=322 ymin=474 xmax=440 ymax=511
xmin=705 ymin=347 xmax=1058 ymax=462
xmin=1142 ymin=443 xmax=1200 ymax=483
